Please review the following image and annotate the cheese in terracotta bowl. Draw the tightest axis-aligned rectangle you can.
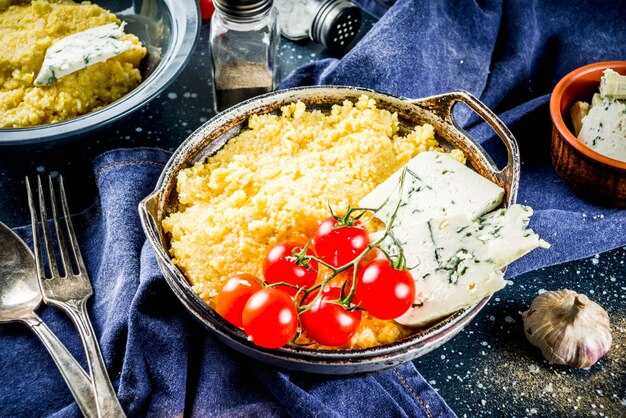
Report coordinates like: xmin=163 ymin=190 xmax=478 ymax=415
xmin=550 ymin=61 xmax=626 ymax=207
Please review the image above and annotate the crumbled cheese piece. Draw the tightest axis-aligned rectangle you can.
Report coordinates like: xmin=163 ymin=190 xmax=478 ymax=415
xmin=599 ymin=69 xmax=626 ymax=99
xmin=34 ymin=23 xmax=133 ymax=86
xmin=578 ymin=97 xmax=626 ymax=162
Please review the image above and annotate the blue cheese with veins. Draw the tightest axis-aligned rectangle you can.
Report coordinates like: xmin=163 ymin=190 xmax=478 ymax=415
xmin=34 ymin=23 xmax=134 ymax=86
xmin=374 ymin=204 xmax=548 ymax=327
xmin=359 ymin=152 xmax=504 ymax=228
xmin=577 ymin=97 xmax=626 ymax=162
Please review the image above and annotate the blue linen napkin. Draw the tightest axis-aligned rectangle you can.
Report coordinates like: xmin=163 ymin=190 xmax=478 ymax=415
xmin=282 ymin=0 xmax=626 ymax=278
xmin=0 ymin=148 xmax=454 ymax=417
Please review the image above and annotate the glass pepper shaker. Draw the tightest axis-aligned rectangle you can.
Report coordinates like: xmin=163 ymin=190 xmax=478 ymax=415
xmin=210 ymin=0 xmax=280 ymax=112
xmin=275 ymin=0 xmax=361 ymax=52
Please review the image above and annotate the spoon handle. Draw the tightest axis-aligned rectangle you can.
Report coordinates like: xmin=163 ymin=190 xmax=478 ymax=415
xmin=24 ymin=313 xmax=97 ymax=418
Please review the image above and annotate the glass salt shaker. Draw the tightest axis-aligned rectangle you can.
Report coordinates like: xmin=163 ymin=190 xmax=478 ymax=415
xmin=210 ymin=0 xmax=280 ymax=112
xmin=275 ymin=0 xmax=361 ymax=52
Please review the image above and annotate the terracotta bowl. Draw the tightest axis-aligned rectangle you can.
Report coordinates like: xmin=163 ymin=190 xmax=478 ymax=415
xmin=139 ymin=86 xmax=520 ymax=374
xmin=549 ymin=61 xmax=626 ymax=207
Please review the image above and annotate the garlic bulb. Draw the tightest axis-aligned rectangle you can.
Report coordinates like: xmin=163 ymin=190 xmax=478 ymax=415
xmin=522 ymin=289 xmax=612 ymax=368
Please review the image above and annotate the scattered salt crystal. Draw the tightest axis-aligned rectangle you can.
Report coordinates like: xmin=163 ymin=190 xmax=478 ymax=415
xmin=528 ymin=365 xmax=540 ymax=374
xmin=504 ymin=316 xmax=514 ymax=324
xmin=538 ymin=289 xmax=547 ymax=294
xmin=481 ymin=399 xmax=486 ymax=406
xmin=167 ymin=92 xmax=177 ymax=100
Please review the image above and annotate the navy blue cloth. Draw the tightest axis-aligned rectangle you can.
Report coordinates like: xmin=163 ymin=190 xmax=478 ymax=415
xmin=1 ymin=148 xmax=453 ymax=417
xmin=282 ymin=0 xmax=626 ymax=277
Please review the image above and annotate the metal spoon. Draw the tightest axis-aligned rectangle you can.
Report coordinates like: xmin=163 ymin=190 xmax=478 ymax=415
xmin=0 ymin=221 xmax=97 ymax=417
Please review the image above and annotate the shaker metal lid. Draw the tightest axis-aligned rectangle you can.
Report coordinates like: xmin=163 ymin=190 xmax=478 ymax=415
xmin=311 ymin=0 xmax=362 ymax=52
xmin=213 ymin=0 xmax=273 ymax=20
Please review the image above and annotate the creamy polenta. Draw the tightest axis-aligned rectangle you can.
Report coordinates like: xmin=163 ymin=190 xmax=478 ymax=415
xmin=0 ymin=0 xmax=146 ymax=128
xmin=163 ymin=96 xmax=465 ymax=349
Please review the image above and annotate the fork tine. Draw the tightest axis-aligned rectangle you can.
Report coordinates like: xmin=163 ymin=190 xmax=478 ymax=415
xmin=48 ymin=176 xmax=74 ymax=278
xmin=26 ymin=177 xmax=48 ymax=281
xmin=59 ymin=176 xmax=87 ymax=275
xmin=36 ymin=176 xmax=59 ymax=278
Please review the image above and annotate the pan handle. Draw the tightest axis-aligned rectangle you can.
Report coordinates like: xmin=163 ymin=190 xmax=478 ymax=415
xmin=409 ymin=91 xmax=520 ymax=204
xmin=138 ymin=192 xmax=163 ymax=251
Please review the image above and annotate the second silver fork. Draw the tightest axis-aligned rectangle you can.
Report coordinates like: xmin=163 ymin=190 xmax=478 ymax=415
xmin=27 ymin=176 xmax=126 ymax=418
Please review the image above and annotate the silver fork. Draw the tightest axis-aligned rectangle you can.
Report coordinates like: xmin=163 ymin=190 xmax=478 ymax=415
xmin=27 ymin=175 xmax=126 ymax=418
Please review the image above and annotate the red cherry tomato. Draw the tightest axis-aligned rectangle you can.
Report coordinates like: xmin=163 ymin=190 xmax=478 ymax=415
xmin=199 ymin=0 xmax=214 ymax=20
xmin=301 ymin=286 xmax=361 ymax=346
xmin=216 ymin=274 xmax=263 ymax=327
xmin=263 ymin=242 xmax=318 ymax=296
xmin=242 ymin=288 xmax=298 ymax=348
xmin=354 ymin=259 xmax=416 ymax=320
xmin=314 ymin=217 xmax=370 ymax=268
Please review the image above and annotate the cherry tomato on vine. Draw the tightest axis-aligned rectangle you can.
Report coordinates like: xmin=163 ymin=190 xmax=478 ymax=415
xmin=242 ymin=288 xmax=298 ymax=348
xmin=263 ymin=242 xmax=318 ymax=296
xmin=314 ymin=216 xmax=370 ymax=268
xmin=354 ymin=259 xmax=416 ymax=320
xmin=216 ymin=274 xmax=263 ymax=327
xmin=300 ymin=286 xmax=362 ymax=346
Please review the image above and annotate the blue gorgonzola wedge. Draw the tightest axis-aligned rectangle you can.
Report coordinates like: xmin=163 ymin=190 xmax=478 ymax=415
xmin=577 ymin=97 xmax=626 ymax=163
xmin=34 ymin=23 xmax=134 ymax=86
xmin=374 ymin=204 xmax=549 ymax=327
xmin=359 ymin=152 xmax=504 ymax=228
